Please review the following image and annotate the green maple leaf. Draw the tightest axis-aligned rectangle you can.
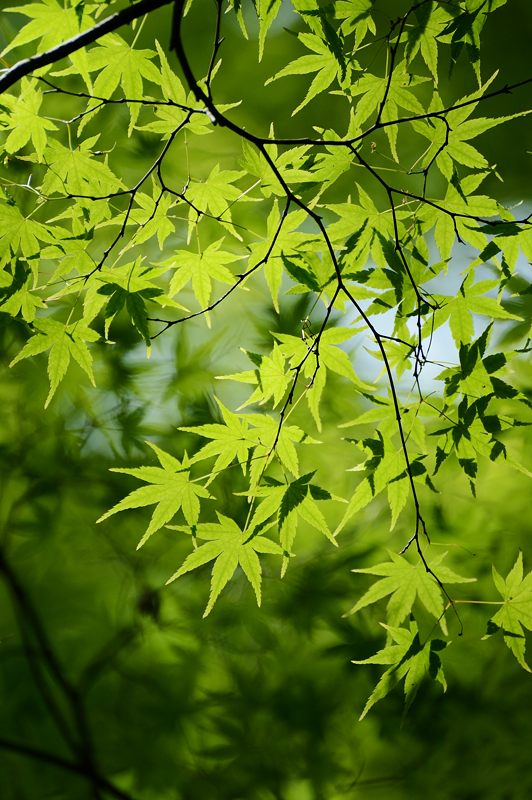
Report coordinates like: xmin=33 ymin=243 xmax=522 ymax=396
xmin=347 ymin=551 xmax=475 ymax=632
xmin=246 ymin=414 xmax=310 ymax=490
xmin=165 ymin=513 xmax=283 ymax=616
xmin=353 ymin=620 xmax=448 ymax=719
xmin=55 ymin=33 xmax=161 ymax=132
xmin=335 ymin=0 xmax=376 ymax=44
xmin=405 ymin=5 xmax=452 ymax=84
xmin=0 ymin=266 xmax=47 ymax=323
xmin=90 ymin=261 xmax=185 ymax=342
xmin=347 ymin=60 xmax=429 ymax=128
xmin=180 ymin=400 xmax=255 ymax=482
xmin=163 ymin=238 xmax=243 ymax=312
xmin=429 ymin=271 xmax=522 ymax=349
xmin=252 ymin=470 xmax=333 ymax=525
xmin=334 ymin=429 xmax=420 ymax=537
xmin=97 ymin=282 xmax=161 ymax=346
xmin=273 ymin=326 xmax=373 ymax=429
xmin=123 ymin=188 xmax=177 ymax=250
xmin=0 ymin=281 xmax=46 ymax=322
xmin=2 ymin=0 xmax=93 ymax=87
xmin=486 ymin=553 xmax=532 ymax=672
xmin=0 ymin=195 xmax=61 ymax=266
xmin=40 ymin=136 xmax=123 ymax=197
xmin=328 ymin=191 xmax=395 ymax=274
xmin=256 ymin=344 xmax=291 ymax=407
xmin=241 ymin=472 xmax=335 ymax=576
xmin=9 ymin=318 xmax=99 ymax=407
xmin=97 ymin=443 xmax=210 ymax=549
xmin=256 ymin=0 xmax=282 ymax=60
xmin=246 ymin=204 xmax=321 ymax=309
xmin=2 ymin=0 xmax=86 ymax=56
xmin=267 ymin=31 xmax=348 ymax=115
xmin=0 ymin=78 xmax=58 ymax=160
xmin=235 ymin=344 xmax=291 ymax=410
xmin=185 ymin=166 xmax=248 ymax=239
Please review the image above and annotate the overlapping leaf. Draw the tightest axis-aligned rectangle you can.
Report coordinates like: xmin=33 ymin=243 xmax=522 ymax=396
xmin=353 ymin=620 xmax=448 ymax=719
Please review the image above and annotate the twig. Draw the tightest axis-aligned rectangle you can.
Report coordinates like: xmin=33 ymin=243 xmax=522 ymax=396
xmin=0 ymin=0 xmax=174 ymax=95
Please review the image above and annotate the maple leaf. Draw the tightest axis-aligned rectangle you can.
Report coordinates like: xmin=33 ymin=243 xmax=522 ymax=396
xmin=9 ymin=318 xmax=99 ymax=407
xmin=245 ymin=471 xmax=336 ymax=575
xmin=2 ymin=0 xmax=86 ymax=55
xmin=182 ymin=403 xmax=315 ymax=493
xmin=256 ymin=0 xmax=282 ymax=60
xmin=353 ymin=620 xmax=448 ymax=718
xmin=0 ymin=193 xmax=62 ymax=266
xmin=163 ymin=238 xmax=243 ymax=312
xmin=0 ymin=78 xmax=58 ymax=160
xmin=92 ymin=262 xmax=186 ymax=336
xmin=185 ymin=166 xmax=248 ymax=239
xmin=0 ymin=263 xmax=47 ymax=322
xmin=54 ymin=33 xmax=161 ymax=132
xmin=427 ymin=271 xmax=522 ymax=350
xmin=486 ymin=553 xmax=532 ymax=672
xmin=266 ymin=30 xmax=348 ymax=115
xmin=234 ymin=344 xmax=291 ymax=410
xmin=165 ymin=513 xmax=283 ymax=616
xmin=246 ymin=204 xmax=321 ymax=309
xmin=97 ymin=443 xmax=210 ymax=549
xmin=40 ymin=136 xmax=123 ymax=197
xmin=347 ymin=551 xmax=475 ymax=633
xmin=2 ymin=0 xmax=93 ymax=87
xmin=97 ymin=282 xmax=162 ymax=346
xmin=246 ymin=414 xmax=311 ymax=491
xmin=180 ymin=400 xmax=255 ymax=482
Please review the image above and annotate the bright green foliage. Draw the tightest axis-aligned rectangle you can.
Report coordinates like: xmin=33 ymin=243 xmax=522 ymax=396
xmin=347 ymin=552 xmax=474 ymax=629
xmin=0 ymin=78 xmax=58 ymax=158
xmin=164 ymin=237 xmax=243 ymax=310
xmin=243 ymin=470 xmax=336 ymax=575
xmin=267 ymin=30 xmax=351 ymax=116
xmin=166 ymin=513 xmax=283 ymax=616
xmin=97 ymin=442 xmax=210 ymax=549
xmin=486 ymin=553 xmax=532 ymax=672
xmin=9 ymin=317 xmax=99 ymax=407
xmin=1 ymin=0 xmax=531 ymax=720
xmin=353 ymin=620 xmax=448 ymax=719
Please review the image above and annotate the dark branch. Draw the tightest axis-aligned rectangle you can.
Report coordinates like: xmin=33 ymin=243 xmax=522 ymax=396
xmin=0 ymin=737 xmax=137 ymax=800
xmin=0 ymin=0 xmax=174 ymax=95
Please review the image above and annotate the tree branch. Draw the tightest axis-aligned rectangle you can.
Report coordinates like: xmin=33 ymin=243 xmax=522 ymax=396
xmin=0 ymin=0 xmax=174 ymax=96
xmin=0 ymin=737 xmax=137 ymax=800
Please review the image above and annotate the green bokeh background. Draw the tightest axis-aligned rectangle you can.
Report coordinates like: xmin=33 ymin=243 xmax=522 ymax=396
xmin=0 ymin=2 xmax=531 ymax=798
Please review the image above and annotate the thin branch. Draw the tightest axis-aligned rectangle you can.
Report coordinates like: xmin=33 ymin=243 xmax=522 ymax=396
xmin=0 ymin=737 xmax=138 ymax=800
xmin=205 ymin=0 xmax=224 ymax=100
xmin=149 ymin=199 xmax=292 ymax=335
xmin=375 ymin=14 xmax=407 ymax=127
xmin=169 ymin=0 xmax=438 ymax=575
xmin=35 ymin=75 xmax=200 ymax=114
xmin=0 ymin=0 xmax=174 ymax=95
xmin=0 ymin=546 xmax=111 ymax=798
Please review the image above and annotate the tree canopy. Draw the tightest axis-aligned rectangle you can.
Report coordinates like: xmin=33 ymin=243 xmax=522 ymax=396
xmin=0 ymin=1 xmax=531 ymax=798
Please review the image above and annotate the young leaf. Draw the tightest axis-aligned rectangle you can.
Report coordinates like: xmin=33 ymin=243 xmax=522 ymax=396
xmin=10 ymin=318 xmax=99 ymax=407
xmin=347 ymin=551 xmax=474 ymax=630
xmin=353 ymin=620 xmax=447 ymax=719
xmin=166 ymin=513 xmax=283 ymax=616
xmin=486 ymin=553 xmax=532 ymax=672
xmin=97 ymin=443 xmax=210 ymax=549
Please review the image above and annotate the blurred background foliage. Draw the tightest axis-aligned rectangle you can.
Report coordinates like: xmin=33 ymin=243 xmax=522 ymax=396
xmin=0 ymin=1 xmax=531 ymax=798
